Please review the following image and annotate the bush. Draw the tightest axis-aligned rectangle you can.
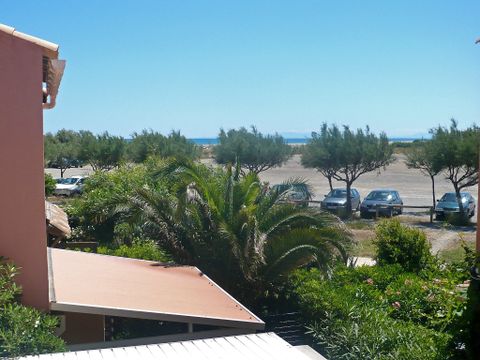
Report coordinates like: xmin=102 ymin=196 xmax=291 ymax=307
xmin=290 ymin=263 xmax=468 ymax=360
xmin=0 ymin=258 xmax=65 ymax=356
xmin=373 ymin=219 xmax=433 ymax=272
xmin=307 ymin=308 xmax=449 ymax=360
xmin=97 ymin=239 xmax=171 ymax=262
xmin=67 ymin=161 xmax=169 ymax=244
xmin=44 ymin=173 xmax=56 ymax=197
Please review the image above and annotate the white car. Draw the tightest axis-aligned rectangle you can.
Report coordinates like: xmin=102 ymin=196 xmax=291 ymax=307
xmin=54 ymin=176 xmax=87 ymax=196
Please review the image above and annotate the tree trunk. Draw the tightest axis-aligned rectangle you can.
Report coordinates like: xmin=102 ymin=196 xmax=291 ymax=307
xmin=430 ymin=174 xmax=436 ymax=208
xmin=454 ymin=184 xmax=465 ymax=216
xmin=327 ymin=175 xmax=333 ymax=191
xmin=346 ymin=182 xmax=352 ymax=216
xmin=60 ymin=167 xmax=65 ymax=178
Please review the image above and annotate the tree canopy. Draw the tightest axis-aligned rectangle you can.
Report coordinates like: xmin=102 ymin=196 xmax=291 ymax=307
xmin=428 ymin=120 xmax=479 ymax=217
xmin=214 ymin=127 xmax=291 ymax=174
xmin=302 ymin=123 xmax=394 ymax=214
xmin=44 ymin=129 xmax=81 ymax=177
xmin=78 ymin=131 xmax=126 ymax=171
xmin=128 ymin=130 xmax=199 ymax=163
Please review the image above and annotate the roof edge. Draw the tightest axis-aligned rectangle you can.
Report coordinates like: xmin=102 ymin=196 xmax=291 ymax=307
xmin=0 ymin=24 xmax=59 ymax=58
xmin=50 ymin=301 xmax=265 ymax=330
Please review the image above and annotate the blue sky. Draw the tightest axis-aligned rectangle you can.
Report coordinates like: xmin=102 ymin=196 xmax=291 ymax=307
xmin=3 ymin=1 xmax=480 ymax=138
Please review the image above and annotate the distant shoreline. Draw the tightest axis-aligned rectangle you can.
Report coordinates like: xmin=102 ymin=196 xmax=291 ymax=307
xmin=189 ymin=137 xmax=421 ymax=146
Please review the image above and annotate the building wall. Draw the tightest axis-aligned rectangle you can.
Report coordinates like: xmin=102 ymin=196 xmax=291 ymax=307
xmin=0 ymin=31 xmax=49 ymax=309
xmin=62 ymin=313 xmax=105 ymax=345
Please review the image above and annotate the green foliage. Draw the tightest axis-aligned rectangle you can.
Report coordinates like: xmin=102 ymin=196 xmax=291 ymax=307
xmin=291 ymin=262 xmax=469 ymax=360
xmin=114 ymin=159 xmax=352 ymax=304
xmin=302 ymin=123 xmax=393 ymax=213
xmin=44 ymin=129 xmax=81 ymax=177
xmin=429 ymin=120 xmax=479 ymax=217
xmin=128 ymin=130 xmax=199 ymax=162
xmin=78 ymin=131 xmax=126 ymax=171
xmin=98 ymin=239 xmax=171 ymax=262
xmin=67 ymin=161 xmax=167 ymax=244
xmin=0 ymin=258 xmax=65 ymax=356
xmin=373 ymin=219 xmax=433 ymax=273
xmin=44 ymin=173 xmax=56 ymax=197
xmin=214 ymin=126 xmax=291 ymax=174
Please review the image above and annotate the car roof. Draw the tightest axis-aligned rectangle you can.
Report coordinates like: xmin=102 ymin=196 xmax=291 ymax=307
xmin=442 ymin=192 xmax=471 ymax=196
xmin=369 ymin=189 xmax=398 ymax=192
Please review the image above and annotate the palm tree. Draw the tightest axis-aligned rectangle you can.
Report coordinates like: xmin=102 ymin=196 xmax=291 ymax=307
xmin=118 ymin=159 xmax=353 ymax=304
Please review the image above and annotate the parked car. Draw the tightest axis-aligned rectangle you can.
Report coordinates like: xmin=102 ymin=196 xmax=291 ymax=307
xmin=360 ymin=189 xmax=403 ymax=218
xmin=53 ymin=176 xmax=87 ymax=196
xmin=435 ymin=192 xmax=476 ymax=220
xmin=321 ymin=188 xmax=361 ymax=213
xmin=271 ymin=183 xmax=313 ymax=203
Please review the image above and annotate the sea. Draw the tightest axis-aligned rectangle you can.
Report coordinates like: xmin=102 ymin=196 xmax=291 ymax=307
xmin=189 ymin=137 xmax=420 ymax=145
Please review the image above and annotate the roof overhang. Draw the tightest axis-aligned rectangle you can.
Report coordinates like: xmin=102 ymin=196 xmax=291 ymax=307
xmin=47 ymin=248 xmax=264 ymax=330
xmin=0 ymin=23 xmax=65 ymax=109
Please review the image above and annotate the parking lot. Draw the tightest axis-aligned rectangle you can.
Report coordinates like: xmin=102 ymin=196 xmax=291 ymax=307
xmin=260 ymin=154 xmax=477 ymax=220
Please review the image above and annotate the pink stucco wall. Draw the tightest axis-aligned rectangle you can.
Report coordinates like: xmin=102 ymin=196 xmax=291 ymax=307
xmin=0 ymin=31 xmax=49 ymax=309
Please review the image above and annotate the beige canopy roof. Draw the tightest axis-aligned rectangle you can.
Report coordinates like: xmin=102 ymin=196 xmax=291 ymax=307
xmin=48 ymin=248 xmax=264 ymax=330
xmin=45 ymin=201 xmax=71 ymax=239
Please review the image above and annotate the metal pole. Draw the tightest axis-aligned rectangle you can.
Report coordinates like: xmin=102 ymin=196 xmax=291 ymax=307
xmin=477 ymin=148 xmax=480 ymax=253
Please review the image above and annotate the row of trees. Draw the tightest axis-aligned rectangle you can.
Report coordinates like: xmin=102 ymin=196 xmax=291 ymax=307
xmin=301 ymin=121 xmax=478 ymax=220
xmin=44 ymin=129 xmax=200 ymax=177
xmin=47 ymin=122 xmax=479 ymax=221
xmin=44 ymin=127 xmax=291 ymax=177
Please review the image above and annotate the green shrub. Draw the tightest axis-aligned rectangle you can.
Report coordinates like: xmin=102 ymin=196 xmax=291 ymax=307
xmin=291 ymin=263 xmax=468 ymax=359
xmin=307 ymin=308 xmax=449 ymax=360
xmin=0 ymin=258 xmax=65 ymax=356
xmin=97 ymin=239 xmax=171 ymax=262
xmin=44 ymin=173 xmax=56 ymax=197
xmin=67 ymin=162 xmax=169 ymax=244
xmin=374 ymin=219 xmax=433 ymax=272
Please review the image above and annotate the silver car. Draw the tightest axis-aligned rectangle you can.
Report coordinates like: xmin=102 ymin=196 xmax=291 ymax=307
xmin=321 ymin=188 xmax=361 ymax=213
xmin=435 ymin=192 xmax=476 ymax=219
xmin=360 ymin=189 xmax=403 ymax=218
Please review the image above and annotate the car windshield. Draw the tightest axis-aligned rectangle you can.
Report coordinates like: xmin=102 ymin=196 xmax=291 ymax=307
xmin=440 ymin=193 xmax=468 ymax=202
xmin=440 ymin=193 xmax=457 ymax=202
xmin=366 ymin=191 xmax=393 ymax=201
xmin=327 ymin=189 xmax=351 ymax=198
xmin=61 ymin=178 xmax=79 ymax=185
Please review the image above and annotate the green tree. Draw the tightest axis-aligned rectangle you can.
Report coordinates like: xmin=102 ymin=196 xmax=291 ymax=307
xmin=128 ymin=130 xmax=199 ymax=163
xmin=405 ymin=140 xmax=441 ymax=208
xmin=429 ymin=120 xmax=479 ymax=217
xmin=214 ymin=127 xmax=291 ymax=174
xmin=302 ymin=123 xmax=394 ymax=215
xmin=78 ymin=131 xmax=126 ymax=171
xmin=44 ymin=129 xmax=80 ymax=177
xmin=117 ymin=159 xmax=352 ymax=304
